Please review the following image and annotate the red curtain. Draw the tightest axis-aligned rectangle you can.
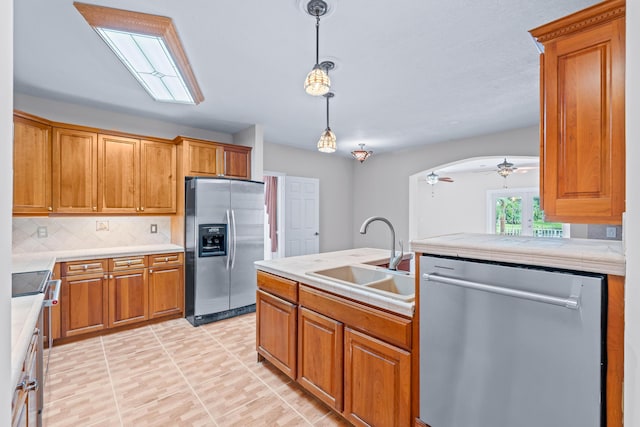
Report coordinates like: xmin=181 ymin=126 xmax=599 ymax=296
xmin=264 ymin=176 xmax=278 ymax=253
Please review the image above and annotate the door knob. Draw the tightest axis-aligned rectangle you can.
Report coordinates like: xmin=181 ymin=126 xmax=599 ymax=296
xmin=314 ymin=232 xmax=319 ymax=236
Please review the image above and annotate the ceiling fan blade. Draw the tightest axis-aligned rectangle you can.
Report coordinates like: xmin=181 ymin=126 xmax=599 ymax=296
xmin=439 ymin=177 xmax=454 ymax=182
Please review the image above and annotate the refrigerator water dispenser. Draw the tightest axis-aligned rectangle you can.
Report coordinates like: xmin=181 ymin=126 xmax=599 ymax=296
xmin=198 ymin=224 xmax=227 ymax=257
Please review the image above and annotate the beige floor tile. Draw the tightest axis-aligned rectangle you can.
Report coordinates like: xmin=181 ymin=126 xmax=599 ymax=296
xmin=102 ymin=327 xmax=162 ymax=360
xmin=249 ymin=359 xmax=293 ymax=390
xmin=45 ymin=361 xmax=110 ymax=404
xmin=194 ymin=367 xmax=272 ymax=419
xmin=113 ymin=364 xmax=190 ymax=413
xmin=313 ymin=412 xmax=354 ymax=427
xmin=120 ymin=389 xmax=213 ymax=427
xmin=42 ymin=386 xmax=119 ymax=427
xmin=275 ymin=382 xmax=332 ymax=424
xmin=150 ymin=318 xmax=206 ymax=342
xmin=48 ymin=337 xmax=105 ymax=373
xmin=215 ymin=392 xmax=311 ymax=426
xmin=107 ymin=346 xmax=174 ymax=379
xmin=162 ymin=334 xmax=223 ymax=360
xmin=175 ymin=348 xmax=239 ymax=387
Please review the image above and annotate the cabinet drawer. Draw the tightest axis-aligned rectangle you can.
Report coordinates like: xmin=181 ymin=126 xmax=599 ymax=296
xmin=257 ymin=271 xmax=298 ymax=303
xmin=148 ymin=252 xmax=183 ymax=267
xmin=109 ymin=256 xmax=147 ymax=271
xmin=299 ymin=285 xmax=412 ymax=350
xmin=62 ymin=259 xmax=107 ymax=276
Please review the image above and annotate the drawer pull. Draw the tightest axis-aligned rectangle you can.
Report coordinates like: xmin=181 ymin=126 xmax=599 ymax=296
xmin=16 ymin=378 xmax=38 ymax=392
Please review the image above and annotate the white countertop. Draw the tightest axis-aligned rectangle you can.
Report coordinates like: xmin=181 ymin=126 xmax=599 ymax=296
xmin=12 ymin=243 xmax=184 ymax=273
xmin=255 ymin=248 xmax=415 ymax=317
xmin=410 ymin=233 xmax=625 ymax=276
xmin=11 ymin=294 xmax=44 ymax=388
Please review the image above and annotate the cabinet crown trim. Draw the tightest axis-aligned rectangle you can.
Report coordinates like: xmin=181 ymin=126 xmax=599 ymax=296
xmin=530 ymin=0 xmax=625 ymax=43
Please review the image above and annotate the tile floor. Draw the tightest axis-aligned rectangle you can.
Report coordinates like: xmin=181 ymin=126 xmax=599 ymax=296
xmin=42 ymin=313 xmax=351 ymax=426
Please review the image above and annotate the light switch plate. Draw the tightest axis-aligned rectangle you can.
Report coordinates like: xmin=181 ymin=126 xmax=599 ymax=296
xmin=150 ymin=224 xmax=158 ymax=234
xmin=37 ymin=226 xmax=48 ymax=238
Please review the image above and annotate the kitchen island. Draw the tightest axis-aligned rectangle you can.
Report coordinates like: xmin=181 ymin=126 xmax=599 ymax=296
xmin=255 ymin=248 xmax=416 ymax=427
xmin=410 ymin=233 xmax=625 ymax=427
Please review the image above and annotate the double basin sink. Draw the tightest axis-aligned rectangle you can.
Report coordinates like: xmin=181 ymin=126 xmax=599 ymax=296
xmin=307 ymin=263 xmax=415 ymax=302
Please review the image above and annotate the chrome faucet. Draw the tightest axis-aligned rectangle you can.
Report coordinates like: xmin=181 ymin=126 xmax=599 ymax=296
xmin=359 ymin=216 xmax=403 ymax=270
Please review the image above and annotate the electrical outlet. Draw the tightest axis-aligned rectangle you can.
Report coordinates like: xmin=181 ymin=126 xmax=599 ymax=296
xmin=150 ymin=224 xmax=158 ymax=234
xmin=96 ymin=220 xmax=109 ymax=231
xmin=37 ymin=226 xmax=48 ymax=238
xmin=606 ymin=226 xmax=617 ymax=238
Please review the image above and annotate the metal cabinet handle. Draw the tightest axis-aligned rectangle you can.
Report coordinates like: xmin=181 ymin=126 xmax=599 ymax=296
xmin=149 ymin=269 xmax=153 ymax=274
xmin=423 ymin=273 xmax=582 ymax=310
xmin=92 ymin=206 xmax=97 ymax=211
xmin=140 ymin=207 xmax=144 ymax=211
xmin=16 ymin=378 xmax=38 ymax=392
xmin=47 ymin=206 xmax=53 ymax=211
xmin=82 ymin=265 xmax=88 ymax=270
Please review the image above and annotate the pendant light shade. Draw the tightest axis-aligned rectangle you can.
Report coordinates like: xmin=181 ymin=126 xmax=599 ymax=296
xmin=351 ymin=144 xmax=373 ymax=163
xmin=304 ymin=0 xmax=331 ymax=96
xmin=317 ymin=92 xmax=336 ymax=153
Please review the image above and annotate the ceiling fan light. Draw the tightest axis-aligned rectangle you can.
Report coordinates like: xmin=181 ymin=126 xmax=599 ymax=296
xmin=497 ymin=158 xmax=517 ymax=177
xmin=426 ymin=172 xmax=439 ymax=185
xmin=317 ymin=129 xmax=336 ymax=153
xmin=304 ymin=66 xmax=331 ymax=96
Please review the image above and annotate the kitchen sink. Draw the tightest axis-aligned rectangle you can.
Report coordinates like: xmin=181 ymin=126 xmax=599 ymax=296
xmin=308 ymin=264 xmax=415 ymax=302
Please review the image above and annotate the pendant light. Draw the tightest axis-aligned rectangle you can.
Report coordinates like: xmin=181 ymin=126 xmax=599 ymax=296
xmin=317 ymin=92 xmax=336 ymax=153
xmin=351 ymin=144 xmax=373 ymax=163
xmin=304 ymin=0 xmax=331 ymax=96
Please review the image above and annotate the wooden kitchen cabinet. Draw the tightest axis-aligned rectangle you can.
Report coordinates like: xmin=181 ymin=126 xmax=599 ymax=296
xmin=148 ymin=253 xmax=184 ymax=319
xmin=60 ymin=259 xmax=109 ymax=337
xmin=12 ymin=112 xmax=52 ymax=214
xmin=256 ymin=289 xmax=298 ymax=379
xmin=177 ymin=137 xmax=224 ymax=177
xmin=530 ymin=0 xmax=625 ymax=224
xmin=52 ymin=127 xmax=98 ymax=213
xmin=223 ymin=145 xmax=251 ymax=179
xmin=344 ymin=327 xmax=411 ymax=427
xmin=141 ymin=140 xmax=177 ymax=213
xmin=98 ymin=134 xmax=140 ymax=214
xmin=108 ymin=256 xmax=148 ymax=328
xmin=298 ymin=307 xmax=344 ymax=411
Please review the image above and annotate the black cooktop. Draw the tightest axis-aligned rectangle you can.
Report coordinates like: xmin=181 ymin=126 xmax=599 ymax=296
xmin=12 ymin=270 xmax=51 ymax=297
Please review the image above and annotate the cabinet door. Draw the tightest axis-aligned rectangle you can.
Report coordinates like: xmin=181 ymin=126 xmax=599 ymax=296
xmin=61 ymin=274 xmax=108 ymax=337
xmin=223 ymin=146 xmax=251 ymax=179
xmin=298 ymin=307 xmax=343 ymax=411
xmin=108 ymin=269 xmax=148 ymax=328
xmin=344 ymin=327 xmax=411 ymax=427
xmin=148 ymin=265 xmax=183 ymax=319
xmin=537 ymin=12 xmax=625 ymax=224
xmin=98 ymin=134 xmax=140 ymax=213
xmin=13 ymin=115 xmax=52 ymax=214
xmin=52 ymin=128 xmax=98 ymax=213
xmin=185 ymin=140 xmax=223 ymax=176
xmin=256 ymin=290 xmax=297 ymax=379
xmin=140 ymin=140 xmax=176 ymax=213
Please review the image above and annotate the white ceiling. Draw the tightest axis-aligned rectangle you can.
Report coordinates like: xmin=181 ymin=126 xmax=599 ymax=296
xmin=14 ymin=0 xmax=599 ymax=156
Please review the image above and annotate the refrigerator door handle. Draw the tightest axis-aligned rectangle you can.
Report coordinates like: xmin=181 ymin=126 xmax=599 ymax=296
xmin=226 ymin=209 xmax=232 ymax=270
xmin=231 ymin=209 xmax=237 ymax=268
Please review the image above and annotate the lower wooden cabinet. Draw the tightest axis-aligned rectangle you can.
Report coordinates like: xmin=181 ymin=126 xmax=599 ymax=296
xmin=61 ymin=273 xmax=109 ymax=337
xmin=148 ymin=264 xmax=184 ymax=318
xmin=298 ymin=307 xmax=343 ymax=411
xmin=108 ymin=268 xmax=148 ymax=328
xmin=344 ymin=328 xmax=411 ymax=427
xmin=256 ymin=290 xmax=297 ymax=379
xmin=58 ymin=252 xmax=184 ymax=340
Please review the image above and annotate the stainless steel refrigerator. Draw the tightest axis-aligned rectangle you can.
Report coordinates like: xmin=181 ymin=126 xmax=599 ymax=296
xmin=185 ymin=177 xmax=264 ymax=326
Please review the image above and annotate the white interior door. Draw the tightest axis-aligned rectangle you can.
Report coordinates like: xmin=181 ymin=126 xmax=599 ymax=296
xmin=283 ymin=176 xmax=319 ymax=256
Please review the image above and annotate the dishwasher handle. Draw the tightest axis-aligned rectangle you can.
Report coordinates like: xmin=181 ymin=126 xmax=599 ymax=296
xmin=423 ymin=273 xmax=581 ymax=310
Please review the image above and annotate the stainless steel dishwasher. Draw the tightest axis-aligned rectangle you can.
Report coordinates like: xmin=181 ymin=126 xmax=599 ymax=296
xmin=419 ymin=254 xmax=606 ymax=427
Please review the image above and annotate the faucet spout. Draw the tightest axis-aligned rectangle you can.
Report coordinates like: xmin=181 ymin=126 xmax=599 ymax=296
xmin=359 ymin=216 xmax=403 ymax=270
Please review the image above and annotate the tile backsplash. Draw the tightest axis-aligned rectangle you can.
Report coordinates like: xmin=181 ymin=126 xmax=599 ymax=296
xmin=12 ymin=216 xmax=172 ymax=253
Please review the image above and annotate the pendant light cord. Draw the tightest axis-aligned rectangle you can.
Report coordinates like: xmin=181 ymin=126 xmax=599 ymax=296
xmin=315 ymin=15 xmax=320 ymax=66
xmin=326 ymin=94 xmax=330 ymax=130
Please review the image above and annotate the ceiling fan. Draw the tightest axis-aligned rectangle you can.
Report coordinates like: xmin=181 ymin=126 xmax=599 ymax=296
xmin=426 ymin=171 xmax=454 ymax=185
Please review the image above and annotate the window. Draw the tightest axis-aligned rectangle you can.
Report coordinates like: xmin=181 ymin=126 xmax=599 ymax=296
xmin=487 ymin=188 xmax=567 ymax=238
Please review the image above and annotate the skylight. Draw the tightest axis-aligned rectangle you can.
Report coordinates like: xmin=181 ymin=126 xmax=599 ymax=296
xmin=74 ymin=2 xmax=204 ymax=105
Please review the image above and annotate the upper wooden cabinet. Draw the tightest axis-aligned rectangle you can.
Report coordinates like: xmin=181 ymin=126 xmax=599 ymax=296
xmin=98 ymin=134 xmax=140 ymax=214
xmin=141 ymin=140 xmax=177 ymax=213
xmin=52 ymin=127 xmax=99 ymax=213
xmin=13 ymin=113 xmax=52 ymax=214
xmin=176 ymin=136 xmax=252 ymax=180
xmin=530 ymin=0 xmax=625 ymax=224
